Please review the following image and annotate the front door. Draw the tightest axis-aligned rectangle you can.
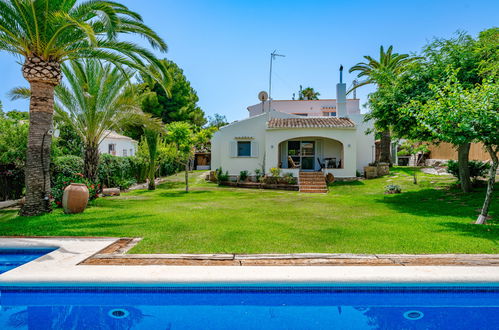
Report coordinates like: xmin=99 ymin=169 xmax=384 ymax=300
xmin=300 ymin=141 xmax=315 ymax=170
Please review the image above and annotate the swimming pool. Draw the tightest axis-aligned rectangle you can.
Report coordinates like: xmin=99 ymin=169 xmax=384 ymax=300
xmin=0 ymin=247 xmax=56 ymax=275
xmin=0 ymin=285 xmax=497 ymax=329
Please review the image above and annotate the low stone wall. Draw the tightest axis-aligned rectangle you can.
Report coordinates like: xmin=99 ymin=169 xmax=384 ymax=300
xmin=364 ymin=163 xmax=390 ymax=179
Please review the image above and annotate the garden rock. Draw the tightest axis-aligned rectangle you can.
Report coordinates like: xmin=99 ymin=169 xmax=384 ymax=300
xmin=102 ymin=188 xmax=120 ymax=197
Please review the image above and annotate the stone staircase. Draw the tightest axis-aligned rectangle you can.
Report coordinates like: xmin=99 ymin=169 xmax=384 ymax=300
xmin=299 ymin=172 xmax=328 ymax=193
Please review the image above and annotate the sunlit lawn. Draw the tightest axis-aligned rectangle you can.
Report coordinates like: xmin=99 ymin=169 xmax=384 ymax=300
xmin=0 ymin=168 xmax=497 ymax=254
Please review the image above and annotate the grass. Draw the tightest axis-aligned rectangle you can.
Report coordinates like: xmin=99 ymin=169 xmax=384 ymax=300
xmin=0 ymin=167 xmax=497 ymax=254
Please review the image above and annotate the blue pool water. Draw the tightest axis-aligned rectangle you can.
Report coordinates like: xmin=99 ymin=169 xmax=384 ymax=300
xmin=0 ymin=248 xmax=56 ymax=275
xmin=0 ymin=285 xmax=497 ymax=329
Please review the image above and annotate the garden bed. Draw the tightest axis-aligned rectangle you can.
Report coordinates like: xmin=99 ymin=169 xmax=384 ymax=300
xmin=219 ymin=181 xmax=299 ymax=191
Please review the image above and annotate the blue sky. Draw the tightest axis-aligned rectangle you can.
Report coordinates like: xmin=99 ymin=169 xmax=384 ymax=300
xmin=0 ymin=0 xmax=497 ymax=121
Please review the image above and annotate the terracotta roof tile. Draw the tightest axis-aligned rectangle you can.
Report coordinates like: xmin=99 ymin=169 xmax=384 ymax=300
xmin=267 ymin=117 xmax=355 ymax=129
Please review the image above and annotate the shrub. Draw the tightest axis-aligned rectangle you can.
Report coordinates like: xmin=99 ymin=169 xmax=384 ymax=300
xmin=97 ymin=154 xmax=137 ymax=189
xmin=215 ymin=167 xmax=229 ymax=184
xmin=52 ymin=155 xmax=84 ymax=178
xmin=270 ymin=167 xmax=281 ymax=177
xmin=239 ymin=170 xmax=248 ymax=181
xmin=446 ymin=160 xmax=490 ymax=184
xmin=254 ymin=169 xmax=263 ymax=182
xmin=385 ymin=184 xmax=402 ymax=194
xmin=283 ymin=172 xmax=297 ymax=184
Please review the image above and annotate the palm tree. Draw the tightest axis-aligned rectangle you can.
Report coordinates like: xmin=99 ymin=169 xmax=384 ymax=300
xmin=299 ymin=87 xmax=320 ymax=100
xmin=0 ymin=0 xmax=168 ymax=216
xmin=348 ymin=46 xmax=419 ymax=164
xmin=11 ymin=59 xmax=145 ymax=182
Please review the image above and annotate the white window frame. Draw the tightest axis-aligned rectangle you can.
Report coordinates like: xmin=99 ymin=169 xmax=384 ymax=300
xmin=230 ymin=140 xmax=258 ymax=158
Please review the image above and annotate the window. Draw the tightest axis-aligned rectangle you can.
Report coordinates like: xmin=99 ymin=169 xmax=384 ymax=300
xmin=237 ymin=141 xmax=251 ymax=157
xmin=292 ymin=113 xmax=308 ymax=117
xmin=129 ymin=149 xmax=133 ymax=156
xmin=123 ymin=149 xmax=127 ymax=157
xmin=323 ymin=111 xmax=337 ymax=117
xmin=108 ymin=144 xmax=116 ymax=155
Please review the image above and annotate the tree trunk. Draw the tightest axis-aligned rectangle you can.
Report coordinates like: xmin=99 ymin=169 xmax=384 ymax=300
xmin=185 ymin=163 xmax=189 ymax=192
xmin=20 ymin=57 xmax=62 ymax=216
xmin=147 ymin=165 xmax=156 ymax=191
xmin=84 ymin=141 xmax=99 ymax=183
xmin=379 ymin=129 xmax=392 ymax=164
xmin=457 ymin=143 xmax=472 ymax=193
xmin=145 ymin=130 xmax=158 ymax=191
xmin=476 ymin=145 xmax=498 ymax=224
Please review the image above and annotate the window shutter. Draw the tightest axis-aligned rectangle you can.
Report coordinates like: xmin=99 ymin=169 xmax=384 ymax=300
xmin=229 ymin=141 xmax=237 ymax=157
xmin=251 ymin=141 xmax=259 ymax=157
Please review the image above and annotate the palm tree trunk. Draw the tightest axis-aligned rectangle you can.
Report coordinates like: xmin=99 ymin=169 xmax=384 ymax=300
xmin=20 ymin=82 xmax=54 ymax=215
xmin=147 ymin=164 xmax=156 ymax=190
xmin=476 ymin=145 xmax=498 ymax=224
xmin=379 ymin=129 xmax=392 ymax=164
xmin=457 ymin=143 xmax=472 ymax=193
xmin=20 ymin=57 xmax=62 ymax=216
xmin=84 ymin=141 xmax=99 ymax=182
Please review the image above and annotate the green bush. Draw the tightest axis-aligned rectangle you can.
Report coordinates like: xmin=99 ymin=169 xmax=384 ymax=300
xmin=446 ymin=160 xmax=490 ymax=183
xmin=254 ymin=169 xmax=263 ymax=181
xmin=215 ymin=167 xmax=229 ymax=184
xmin=97 ymin=154 xmax=137 ymax=189
xmin=52 ymin=155 xmax=84 ymax=178
xmin=239 ymin=170 xmax=248 ymax=181
xmin=283 ymin=172 xmax=297 ymax=184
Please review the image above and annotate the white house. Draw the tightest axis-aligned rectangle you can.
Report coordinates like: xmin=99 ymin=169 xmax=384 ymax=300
xmin=211 ymin=74 xmax=375 ymax=179
xmin=99 ymin=131 xmax=138 ymax=157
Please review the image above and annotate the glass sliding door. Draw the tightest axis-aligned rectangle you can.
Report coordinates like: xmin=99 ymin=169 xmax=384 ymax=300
xmin=286 ymin=140 xmax=316 ymax=170
xmin=301 ymin=141 xmax=315 ymax=170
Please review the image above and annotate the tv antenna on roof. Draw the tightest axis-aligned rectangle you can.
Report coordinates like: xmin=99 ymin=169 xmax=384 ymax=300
xmin=269 ymin=50 xmax=285 ymax=112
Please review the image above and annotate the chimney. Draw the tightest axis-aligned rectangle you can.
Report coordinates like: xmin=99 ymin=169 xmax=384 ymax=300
xmin=336 ymin=65 xmax=347 ymax=117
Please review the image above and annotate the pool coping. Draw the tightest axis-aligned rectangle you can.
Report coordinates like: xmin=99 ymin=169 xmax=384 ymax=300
xmin=79 ymin=238 xmax=499 ymax=266
xmin=1 ymin=237 xmax=499 ymax=286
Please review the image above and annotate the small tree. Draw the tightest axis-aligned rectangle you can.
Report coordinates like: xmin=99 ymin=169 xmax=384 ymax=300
xmin=397 ymin=141 xmax=429 ymax=184
xmin=406 ymin=73 xmax=498 ymax=224
xmin=166 ymin=122 xmax=194 ymax=192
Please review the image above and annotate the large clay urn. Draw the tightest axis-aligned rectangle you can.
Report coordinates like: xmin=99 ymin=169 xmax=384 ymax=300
xmin=62 ymin=183 xmax=89 ymax=214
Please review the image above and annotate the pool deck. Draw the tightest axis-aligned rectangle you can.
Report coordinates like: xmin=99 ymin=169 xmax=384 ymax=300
xmin=1 ymin=237 xmax=498 ymax=286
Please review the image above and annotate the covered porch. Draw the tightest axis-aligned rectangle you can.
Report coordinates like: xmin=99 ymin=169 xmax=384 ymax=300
xmin=278 ymin=137 xmax=344 ymax=173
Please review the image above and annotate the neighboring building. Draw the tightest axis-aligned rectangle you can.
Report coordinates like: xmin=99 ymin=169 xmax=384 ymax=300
xmin=99 ymin=130 xmax=138 ymax=157
xmin=211 ymin=72 xmax=375 ymax=179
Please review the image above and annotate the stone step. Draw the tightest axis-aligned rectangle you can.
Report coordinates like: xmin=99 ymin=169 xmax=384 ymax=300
xmin=300 ymin=185 xmax=327 ymax=190
xmin=299 ymin=182 xmax=326 ymax=186
xmin=300 ymin=189 xmax=328 ymax=193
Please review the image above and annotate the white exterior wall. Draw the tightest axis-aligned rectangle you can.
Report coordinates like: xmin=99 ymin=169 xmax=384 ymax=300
xmin=349 ymin=113 xmax=376 ymax=173
xmin=247 ymin=99 xmax=360 ymax=117
xmin=99 ymin=137 xmax=138 ymax=157
xmin=211 ymin=114 xmax=268 ymax=175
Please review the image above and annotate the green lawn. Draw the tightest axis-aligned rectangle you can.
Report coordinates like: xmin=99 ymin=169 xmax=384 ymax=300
xmin=0 ymin=168 xmax=497 ymax=254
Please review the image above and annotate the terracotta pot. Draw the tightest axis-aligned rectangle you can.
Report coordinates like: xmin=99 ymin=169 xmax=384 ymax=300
xmin=62 ymin=183 xmax=89 ymax=214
